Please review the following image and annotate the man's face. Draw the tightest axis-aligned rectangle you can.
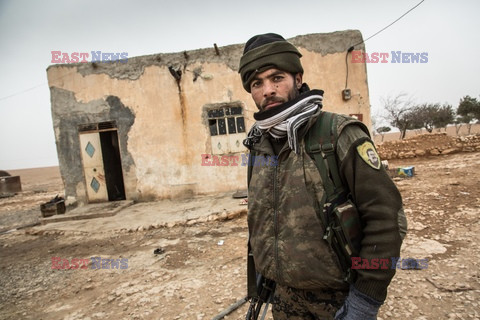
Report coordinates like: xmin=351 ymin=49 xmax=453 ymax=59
xmin=249 ymin=68 xmax=302 ymax=112
xmin=367 ymin=149 xmax=378 ymax=164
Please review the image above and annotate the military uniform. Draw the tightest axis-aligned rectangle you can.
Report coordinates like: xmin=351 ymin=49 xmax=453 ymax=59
xmin=239 ymin=32 xmax=407 ymax=320
xmin=246 ymin=97 xmax=407 ymax=318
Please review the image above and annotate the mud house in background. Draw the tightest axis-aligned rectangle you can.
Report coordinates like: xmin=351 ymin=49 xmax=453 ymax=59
xmin=46 ymin=30 xmax=371 ymax=205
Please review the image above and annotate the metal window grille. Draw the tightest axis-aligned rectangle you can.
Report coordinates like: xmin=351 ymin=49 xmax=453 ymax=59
xmin=207 ymin=106 xmax=245 ymax=136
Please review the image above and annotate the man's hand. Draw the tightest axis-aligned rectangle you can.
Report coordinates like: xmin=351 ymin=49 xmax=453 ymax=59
xmin=335 ymin=285 xmax=382 ymax=320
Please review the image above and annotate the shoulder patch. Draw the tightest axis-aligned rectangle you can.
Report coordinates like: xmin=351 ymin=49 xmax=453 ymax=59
xmin=357 ymin=141 xmax=381 ymax=170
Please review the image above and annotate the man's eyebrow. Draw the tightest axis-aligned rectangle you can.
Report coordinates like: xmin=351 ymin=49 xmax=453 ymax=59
xmin=268 ymin=70 xmax=286 ymax=77
xmin=251 ymin=75 xmax=261 ymax=82
xmin=252 ymin=70 xmax=286 ymax=82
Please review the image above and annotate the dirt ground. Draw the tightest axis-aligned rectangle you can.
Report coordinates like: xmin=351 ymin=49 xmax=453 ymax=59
xmin=1 ymin=151 xmax=479 ymax=320
xmin=0 ymin=166 xmax=64 ymax=233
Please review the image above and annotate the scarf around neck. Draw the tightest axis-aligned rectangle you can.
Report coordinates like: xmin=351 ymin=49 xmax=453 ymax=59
xmin=244 ymin=89 xmax=324 ymax=154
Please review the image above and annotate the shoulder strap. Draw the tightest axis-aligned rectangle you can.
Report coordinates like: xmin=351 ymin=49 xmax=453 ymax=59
xmin=306 ymin=112 xmax=372 ymax=284
xmin=246 ymin=149 xmax=259 ymax=299
xmin=247 ymin=150 xmax=257 ymax=188
xmin=305 ymin=111 xmax=345 ymax=203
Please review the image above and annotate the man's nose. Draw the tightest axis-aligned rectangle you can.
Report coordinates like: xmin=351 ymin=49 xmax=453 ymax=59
xmin=262 ymin=80 xmax=276 ymax=97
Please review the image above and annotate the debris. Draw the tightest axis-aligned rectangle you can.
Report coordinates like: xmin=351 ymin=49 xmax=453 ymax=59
xmin=0 ymin=174 xmax=22 ymax=196
xmin=217 ymin=240 xmax=224 ymax=246
xmin=239 ymin=198 xmax=248 ymax=205
xmin=398 ymin=166 xmax=415 ymax=177
xmin=40 ymin=195 xmax=65 ymax=217
xmin=232 ymin=189 xmax=247 ymax=199
xmin=388 ymin=166 xmax=415 ymax=178
xmin=153 ymin=248 xmax=165 ymax=255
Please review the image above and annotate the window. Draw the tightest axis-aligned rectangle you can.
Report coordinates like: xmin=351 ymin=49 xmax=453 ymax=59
xmin=208 ymin=106 xmax=245 ymax=136
xmin=206 ymin=105 xmax=246 ymax=154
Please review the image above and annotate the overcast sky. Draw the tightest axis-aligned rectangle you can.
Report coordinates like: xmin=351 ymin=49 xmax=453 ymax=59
xmin=0 ymin=0 xmax=479 ymax=170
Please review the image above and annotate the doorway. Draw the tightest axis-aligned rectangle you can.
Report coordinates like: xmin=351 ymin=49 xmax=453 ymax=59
xmin=79 ymin=121 xmax=126 ymax=203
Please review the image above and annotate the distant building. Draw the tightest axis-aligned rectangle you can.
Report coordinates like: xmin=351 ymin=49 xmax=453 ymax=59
xmin=47 ymin=30 xmax=371 ymax=205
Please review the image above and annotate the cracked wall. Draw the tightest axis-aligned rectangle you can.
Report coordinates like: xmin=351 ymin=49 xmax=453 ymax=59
xmin=49 ymin=88 xmax=135 ymax=204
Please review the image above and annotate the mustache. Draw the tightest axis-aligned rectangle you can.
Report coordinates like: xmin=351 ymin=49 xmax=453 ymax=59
xmin=261 ymin=97 xmax=285 ymax=108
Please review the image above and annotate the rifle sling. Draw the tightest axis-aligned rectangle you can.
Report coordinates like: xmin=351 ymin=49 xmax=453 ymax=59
xmin=306 ymin=112 xmax=346 ymax=203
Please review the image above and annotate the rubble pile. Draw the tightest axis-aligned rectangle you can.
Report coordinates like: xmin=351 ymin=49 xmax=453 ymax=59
xmin=377 ymin=133 xmax=480 ymax=160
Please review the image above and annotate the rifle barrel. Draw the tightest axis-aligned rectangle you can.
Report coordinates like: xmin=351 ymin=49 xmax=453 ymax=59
xmin=211 ymin=296 xmax=248 ymax=320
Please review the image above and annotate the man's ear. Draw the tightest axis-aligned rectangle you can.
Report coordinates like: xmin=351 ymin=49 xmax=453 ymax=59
xmin=295 ymin=73 xmax=303 ymax=89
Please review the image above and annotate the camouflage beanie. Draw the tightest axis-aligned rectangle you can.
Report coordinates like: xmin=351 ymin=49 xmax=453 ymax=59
xmin=239 ymin=33 xmax=303 ymax=92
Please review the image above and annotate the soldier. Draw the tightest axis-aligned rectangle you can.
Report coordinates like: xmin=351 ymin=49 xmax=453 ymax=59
xmin=240 ymin=33 xmax=407 ymax=319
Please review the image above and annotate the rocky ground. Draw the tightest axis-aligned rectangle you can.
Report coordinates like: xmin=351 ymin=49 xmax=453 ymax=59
xmin=0 ymin=150 xmax=479 ymax=320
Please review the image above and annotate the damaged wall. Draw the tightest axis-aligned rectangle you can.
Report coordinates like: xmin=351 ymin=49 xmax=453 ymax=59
xmin=47 ymin=30 xmax=371 ymax=204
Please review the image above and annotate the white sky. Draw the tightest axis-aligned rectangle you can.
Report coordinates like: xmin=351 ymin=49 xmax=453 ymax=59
xmin=0 ymin=0 xmax=479 ymax=170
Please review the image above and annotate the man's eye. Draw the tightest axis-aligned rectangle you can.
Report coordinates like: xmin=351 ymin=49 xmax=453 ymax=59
xmin=273 ymin=76 xmax=284 ymax=82
xmin=251 ymin=81 xmax=260 ymax=88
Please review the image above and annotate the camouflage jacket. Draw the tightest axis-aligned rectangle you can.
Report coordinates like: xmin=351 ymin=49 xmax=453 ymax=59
xmin=247 ymin=104 xmax=407 ymax=302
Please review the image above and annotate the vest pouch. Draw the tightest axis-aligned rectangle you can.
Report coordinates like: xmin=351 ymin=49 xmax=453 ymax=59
xmin=331 ymin=199 xmax=363 ymax=259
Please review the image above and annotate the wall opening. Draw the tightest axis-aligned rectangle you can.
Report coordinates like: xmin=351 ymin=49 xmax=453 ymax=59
xmin=78 ymin=121 xmax=126 ymax=203
xmin=206 ymin=104 xmax=246 ymax=154
xmin=99 ymin=130 xmax=126 ymax=201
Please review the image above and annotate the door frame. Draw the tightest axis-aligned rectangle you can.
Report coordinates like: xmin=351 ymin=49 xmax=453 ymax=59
xmin=78 ymin=121 xmax=126 ymax=203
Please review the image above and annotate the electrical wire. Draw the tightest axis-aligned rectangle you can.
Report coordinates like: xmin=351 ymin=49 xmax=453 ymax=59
xmin=0 ymin=83 xmax=46 ymax=102
xmin=0 ymin=68 xmax=79 ymax=102
xmin=345 ymin=46 xmax=354 ymax=89
xmin=353 ymin=0 xmax=426 ymax=48
xmin=345 ymin=0 xmax=426 ymax=91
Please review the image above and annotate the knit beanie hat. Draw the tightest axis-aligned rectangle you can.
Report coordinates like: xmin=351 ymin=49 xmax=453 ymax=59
xmin=239 ymin=33 xmax=303 ymax=92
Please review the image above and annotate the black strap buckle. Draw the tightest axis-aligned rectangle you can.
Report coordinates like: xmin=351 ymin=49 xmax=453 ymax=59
xmin=308 ymin=143 xmax=321 ymax=154
xmin=321 ymin=142 xmax=334 ymax=153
